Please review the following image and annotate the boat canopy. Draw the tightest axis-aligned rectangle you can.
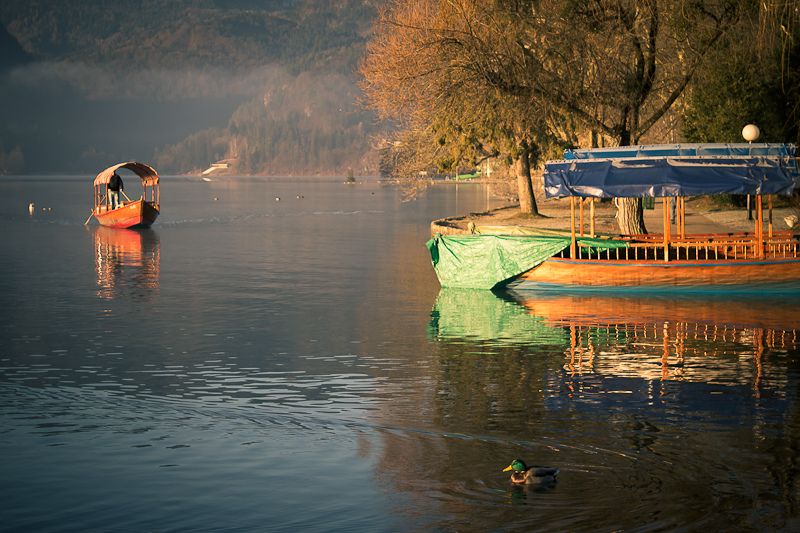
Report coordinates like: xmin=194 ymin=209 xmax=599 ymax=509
xmin=545 ymin=156 xmax=797 ymax=198
xmin=544 ymin=143 xmax=800 ymax=198
xmin=544 ymin=144 xmax=798 ymax=199
xmin=93 ymin=162 xmax=159 ymax=187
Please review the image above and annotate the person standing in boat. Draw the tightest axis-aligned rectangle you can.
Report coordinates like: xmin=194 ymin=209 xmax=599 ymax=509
xmin=108 ymin=172 xmax=123 ymax=210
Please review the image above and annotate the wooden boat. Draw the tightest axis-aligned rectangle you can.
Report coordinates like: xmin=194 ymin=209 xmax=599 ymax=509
xmin=429 ymin=143 xmax=800 ymax=292
xmin=510 ymin=144 xmax=800 ymax=292
xmin=90 ymin=162 xmax=160 ymax=228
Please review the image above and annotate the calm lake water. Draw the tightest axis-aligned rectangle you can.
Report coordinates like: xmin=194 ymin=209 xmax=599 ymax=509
xmin=2 ymin=176 xmax=799 ymax=532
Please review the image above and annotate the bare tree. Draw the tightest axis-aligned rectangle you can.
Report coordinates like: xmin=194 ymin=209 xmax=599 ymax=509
xmin=361 ymin=0 xmax=567 ymax=215
xmin=362 ymin=0 xmax=740 ymax=232
xmin=492 ymin=0 xmax=739 ymax=233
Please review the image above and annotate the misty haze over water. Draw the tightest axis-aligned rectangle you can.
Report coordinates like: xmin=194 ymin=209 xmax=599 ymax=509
xmin=0 ymin=1 xmax=380 ymax=175
xmin=1 ymin=62 xmax=245 ymax=171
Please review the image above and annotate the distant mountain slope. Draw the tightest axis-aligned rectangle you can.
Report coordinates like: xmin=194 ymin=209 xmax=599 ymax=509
xmin=0 ymin=0 xmax=375 ymax=72
xmin=0 ymin=0 xmax=381 ymax=174
xmin=0 ymin=23 xmax=29 ymax=72
xmin=156 ymin=70 xmax=377 ymax=175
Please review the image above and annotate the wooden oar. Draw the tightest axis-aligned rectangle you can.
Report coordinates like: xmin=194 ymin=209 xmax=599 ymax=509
xmin=85 ymin=193 xmax=105 ymax=224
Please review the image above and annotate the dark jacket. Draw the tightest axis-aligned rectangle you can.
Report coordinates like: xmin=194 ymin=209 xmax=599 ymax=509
xmin=108 ymin=173 xmax=123 ymax=192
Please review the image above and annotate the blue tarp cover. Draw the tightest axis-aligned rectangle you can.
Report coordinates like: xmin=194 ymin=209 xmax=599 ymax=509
xmin=545 ymin=155 xmax=798 ymax=199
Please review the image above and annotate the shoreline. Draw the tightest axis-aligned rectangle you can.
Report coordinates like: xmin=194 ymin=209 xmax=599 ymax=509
xmin=432 ymin=198 xmax=799 ymax=237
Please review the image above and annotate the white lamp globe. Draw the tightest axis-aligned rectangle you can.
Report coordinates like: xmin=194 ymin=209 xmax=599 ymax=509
xmin=742 ymin=124 xmax=760 ymax=142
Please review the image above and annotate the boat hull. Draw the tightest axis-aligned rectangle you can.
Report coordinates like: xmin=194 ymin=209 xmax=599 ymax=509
xmin=95 ymin=199 xmax=159 ymax=229
xmin=509 ymin=257 xmax=800 ymax=293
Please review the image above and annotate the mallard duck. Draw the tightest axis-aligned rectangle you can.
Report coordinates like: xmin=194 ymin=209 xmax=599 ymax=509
xmin=502 ymin=459 xmax=559 ymax=485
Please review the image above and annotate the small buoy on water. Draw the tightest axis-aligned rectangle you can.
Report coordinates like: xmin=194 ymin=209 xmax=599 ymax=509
xmin=28 ymin=202 xmax=35 ymax=215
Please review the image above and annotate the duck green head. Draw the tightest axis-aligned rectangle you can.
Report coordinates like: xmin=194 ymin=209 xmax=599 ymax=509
xmin=502 ymin=459 xmax=528 ymax=472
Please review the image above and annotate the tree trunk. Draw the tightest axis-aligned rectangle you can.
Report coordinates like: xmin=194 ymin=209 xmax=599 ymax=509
xmin=515 ymin=143 xmax=539 ymax=216
xmin=614 ymin=132 xmax=647 ymax=234
xmin=615 ymin=198 xmax=648 ymax=235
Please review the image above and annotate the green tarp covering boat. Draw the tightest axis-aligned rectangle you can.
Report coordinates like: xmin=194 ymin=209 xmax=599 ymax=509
xmin=426 ymin=234 xmax=628 ymax=289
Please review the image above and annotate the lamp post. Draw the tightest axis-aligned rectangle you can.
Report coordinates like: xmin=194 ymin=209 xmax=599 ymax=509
xmin=742 ymin=124 xmax=760 ymax=221
xmin=742 ymin=124 xmax=760 ymax=143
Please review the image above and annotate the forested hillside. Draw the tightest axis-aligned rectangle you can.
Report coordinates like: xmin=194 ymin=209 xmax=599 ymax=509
xmin=0 ymin=0 xmax=380 ymax=174
xmin=156 ymin=70 xmax=376 ymax=175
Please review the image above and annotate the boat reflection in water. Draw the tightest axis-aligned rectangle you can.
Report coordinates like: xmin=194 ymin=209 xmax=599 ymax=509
xmin=514 ymin=291 xmax=797 ymax=387
xmin=428 ymin=288 xmax=567 ymax=347
xmin=93 ymin=227 xmax=160 ymax=300
xmin=430 ymin=288 xmax=799 ymax=393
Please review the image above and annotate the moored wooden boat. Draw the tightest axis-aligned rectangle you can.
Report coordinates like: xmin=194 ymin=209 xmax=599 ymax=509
xmin=512 ymin=144 xmax=800 ymax=292
xmin=90 ymin=162 xmax=160 ymax=228
xmin=428 ymin=143 xmax=800 ymax=292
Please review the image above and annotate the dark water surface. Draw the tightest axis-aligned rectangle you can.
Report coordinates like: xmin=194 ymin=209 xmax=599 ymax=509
xmin=2 ymin=176 xmax=799 ymax=532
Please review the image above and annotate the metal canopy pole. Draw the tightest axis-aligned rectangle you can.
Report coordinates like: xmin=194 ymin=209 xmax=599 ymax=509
xmin=570 ymin=197 xmax=577 ymax=258
xmin=663 ymin=197 xmax=670 ymax=262
xmin=768 ymin=195 xmax=773 ymax=239
xmin=679 ymin=197 xmax=685 ymax=238
xmin=756 ymin=194 xmax=764 ymax=258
